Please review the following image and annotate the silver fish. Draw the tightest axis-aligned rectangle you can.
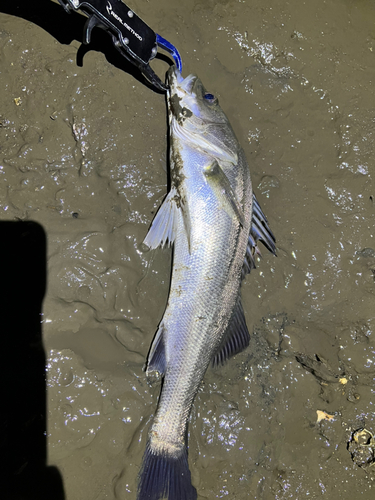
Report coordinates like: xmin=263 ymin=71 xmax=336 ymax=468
xmin=138 ymin=66 xmax=276 ymax=500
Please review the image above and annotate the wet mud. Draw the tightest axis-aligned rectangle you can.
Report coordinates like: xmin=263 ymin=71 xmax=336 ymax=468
xmin=1 ymin=0 xmax=374 ymax=498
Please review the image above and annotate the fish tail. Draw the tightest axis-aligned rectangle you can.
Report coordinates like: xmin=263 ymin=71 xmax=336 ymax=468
xmin=137 ymin=441 xmax=197 ymax=500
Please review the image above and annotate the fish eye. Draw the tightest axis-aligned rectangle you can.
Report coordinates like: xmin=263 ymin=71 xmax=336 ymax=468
xmin=203 ymin=93 xmax=217 ymax=104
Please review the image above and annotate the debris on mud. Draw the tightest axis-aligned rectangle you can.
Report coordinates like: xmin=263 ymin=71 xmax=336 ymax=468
xmin=348 ymin=428 xmax=375 ymax=470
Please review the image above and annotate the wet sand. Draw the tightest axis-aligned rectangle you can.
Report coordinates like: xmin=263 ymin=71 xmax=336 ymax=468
xmin=1 ymin=0 xmax=374 ymax=498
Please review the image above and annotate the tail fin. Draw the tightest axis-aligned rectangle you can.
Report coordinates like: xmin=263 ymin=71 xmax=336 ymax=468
xmin=137 ymin=442 xmax=197 ymax=500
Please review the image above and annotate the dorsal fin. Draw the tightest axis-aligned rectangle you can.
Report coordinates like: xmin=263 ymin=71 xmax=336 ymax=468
xmin=212 ymin=296 xmax=250 ymax=367
xmin=242 ymin=193 xmax=276 ymax=278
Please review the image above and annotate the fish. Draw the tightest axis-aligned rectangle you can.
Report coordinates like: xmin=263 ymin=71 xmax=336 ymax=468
xmin=137 ymin=65 xmax=276 ymax=500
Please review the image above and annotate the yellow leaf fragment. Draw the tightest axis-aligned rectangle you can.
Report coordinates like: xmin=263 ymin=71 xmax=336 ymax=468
xmin=316 ymin=410 xmax=335 ymax=423
xmin=14 ymin=97 xmax=22 ymax=106
xmin=339 ymin=377 xmax=348 ymax=385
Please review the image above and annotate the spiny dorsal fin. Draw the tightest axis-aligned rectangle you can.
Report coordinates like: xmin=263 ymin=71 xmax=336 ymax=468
xmin=212 ymin=296 xmax=250 ymax=367
xmin=242 ymin=193 xmax=276 ymax=278
xmin=251 ymin=193 xmax=276 ymax=254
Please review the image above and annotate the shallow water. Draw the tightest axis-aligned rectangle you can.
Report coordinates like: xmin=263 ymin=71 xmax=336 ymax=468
xmin=1 ymin=0 xmax=374 ymax=498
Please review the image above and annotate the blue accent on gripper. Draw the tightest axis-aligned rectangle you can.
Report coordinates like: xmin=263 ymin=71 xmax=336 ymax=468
xmin=156 ymin=34 xmax=183 ymax=72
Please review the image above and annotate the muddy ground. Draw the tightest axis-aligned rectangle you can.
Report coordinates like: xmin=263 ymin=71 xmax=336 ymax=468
xmin=1 ymin=0 xmax=374 ymax=499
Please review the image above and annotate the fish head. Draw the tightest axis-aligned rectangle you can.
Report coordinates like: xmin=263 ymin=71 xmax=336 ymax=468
xmin=166 ymin=66 xmax=239 ymax=165
xmin=167 ymin=66 xmax=229 ymax=129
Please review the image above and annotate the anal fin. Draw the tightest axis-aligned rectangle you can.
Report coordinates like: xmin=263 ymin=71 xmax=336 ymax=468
xmin=146 ymin=324 xmax=166 ymax=377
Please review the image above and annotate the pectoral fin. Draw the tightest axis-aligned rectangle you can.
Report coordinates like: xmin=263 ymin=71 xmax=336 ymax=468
xmin=204 ymin=160 xmax=245 ymax=227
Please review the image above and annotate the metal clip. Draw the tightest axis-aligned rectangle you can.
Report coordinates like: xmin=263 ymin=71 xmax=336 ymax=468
xmin=58 ymin=0 xmax=182 ymax=91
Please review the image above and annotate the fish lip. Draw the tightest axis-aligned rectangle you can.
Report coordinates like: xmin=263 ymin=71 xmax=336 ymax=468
xmin=167 ymin=65 xmax=183 ymax=87
xmin=167 ymin=66 xmax=197 ymax=97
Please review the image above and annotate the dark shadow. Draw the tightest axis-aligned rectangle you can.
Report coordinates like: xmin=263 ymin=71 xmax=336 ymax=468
xmin=1 ymin=0 xmax=168 ymax=93
xmin=1 ymin=221 xmax=65 ymax=500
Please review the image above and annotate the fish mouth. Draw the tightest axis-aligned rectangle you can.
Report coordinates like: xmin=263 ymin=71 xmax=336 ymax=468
xmin=167 ymin=66 xmax=197 ymax=97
